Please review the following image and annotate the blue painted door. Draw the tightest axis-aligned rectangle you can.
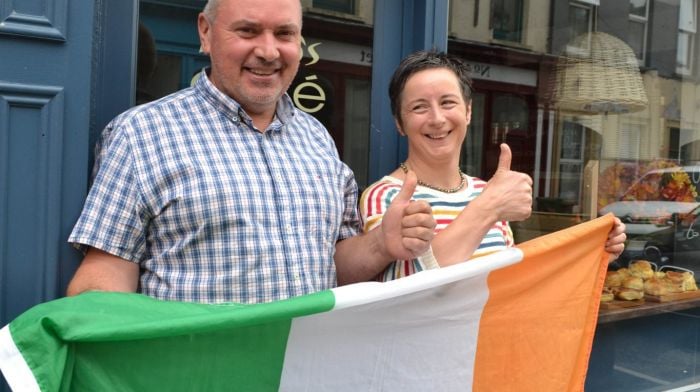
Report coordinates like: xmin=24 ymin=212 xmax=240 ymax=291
xmin=0 ymin=0 xmax=94 ymax=322
xmin=0 ymin=1 xmax=137 ymax=388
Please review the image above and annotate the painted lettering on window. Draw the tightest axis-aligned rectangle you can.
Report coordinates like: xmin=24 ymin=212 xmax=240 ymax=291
xmin=294 ymin=38 xmax=327 ymax=114
xmin=465 ymin=63 xmax=491 ymax=78
xmin=293 ymin=75 xmax=326 ymax=113
xmin=360 ymin=49 xmax=372 ymax=64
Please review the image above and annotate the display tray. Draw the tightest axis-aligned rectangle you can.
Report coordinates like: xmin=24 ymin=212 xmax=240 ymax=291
xmin=600 ymin=299 xmax=645 ymax=310
xmin=645 ymin=290 xmax=700 ymax=303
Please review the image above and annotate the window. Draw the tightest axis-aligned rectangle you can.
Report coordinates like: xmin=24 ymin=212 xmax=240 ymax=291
xmin=313 ymin=0 xmax=355 ymax=14
xmin=491 ymin=0 xmax=524 ymax=43
xmin=629 ymin=0 xmax=649 ymax=64
xmin=670 ymin=127 xmax=681 ymax=160
xmin=619 ymin=123 xmax=642 ymax=159
xmin=558 ymin=121 xmax=586 ymax=203
xmin=677 ymin=0 xmax=697 ymax=74
xmin=461 ymin=93 xmax=486 ymax=176
xmin=567 ymin=1 xmax=597 ymax=54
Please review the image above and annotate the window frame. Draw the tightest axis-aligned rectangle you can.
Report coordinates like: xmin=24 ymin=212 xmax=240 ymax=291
xmin=566 ymin=1 xmax=597 ymax=56
xmin=491 ymin=0 xmax=525 ymax=44
xmin=677 ymin=0 xmax=697 ymax=75
xmin=628 ymin=0 xmax=650 ymax=65
xmin=312 ymin=0 xmax=356 ymax=15
xmin=558 ymin=121 xmax=587 ymax=204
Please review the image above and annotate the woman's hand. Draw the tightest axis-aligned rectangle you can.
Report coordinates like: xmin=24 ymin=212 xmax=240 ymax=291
xmin=606 ymin=216 xmax=627 ymax=261
xmin=479 ymin=144 xmax=533 ymax=223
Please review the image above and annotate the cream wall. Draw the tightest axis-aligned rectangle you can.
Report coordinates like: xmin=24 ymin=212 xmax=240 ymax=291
xmin=595 ymin=71 xmax=700 ymax=164
xmin=448 ymin=0 xmax=549 ymax=53
xmin=301 ymin=0 xmax=373 ymax=24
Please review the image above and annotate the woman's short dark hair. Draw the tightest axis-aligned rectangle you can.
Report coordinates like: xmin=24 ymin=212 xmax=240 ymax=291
xmin=389 ymin=51 xmax=473 ymax=124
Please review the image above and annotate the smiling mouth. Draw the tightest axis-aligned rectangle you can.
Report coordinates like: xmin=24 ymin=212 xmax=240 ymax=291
xmin=246 ymin=68 xmax=278 ymax=77
xmin=426 ymin=131 xmax=451 ymax=140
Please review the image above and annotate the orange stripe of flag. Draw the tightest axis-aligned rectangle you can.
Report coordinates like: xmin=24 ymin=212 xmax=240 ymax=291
xmin=473 ymin=214 xmax=613 ymax=391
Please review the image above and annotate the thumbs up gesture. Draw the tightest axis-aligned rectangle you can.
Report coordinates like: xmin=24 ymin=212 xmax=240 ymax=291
xmin=481 ymin=144 xmax=533 ymax=222
xmin=381 ymin=171 xmax=436 ymax=260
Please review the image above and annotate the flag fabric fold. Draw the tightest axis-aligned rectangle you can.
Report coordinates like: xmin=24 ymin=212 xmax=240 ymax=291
xmin=0 ymin=215 xmax=614 ymax=391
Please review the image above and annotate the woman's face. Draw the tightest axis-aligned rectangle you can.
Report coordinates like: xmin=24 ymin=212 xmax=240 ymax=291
xmin=397 ymin=68 xmax=471 ymax=165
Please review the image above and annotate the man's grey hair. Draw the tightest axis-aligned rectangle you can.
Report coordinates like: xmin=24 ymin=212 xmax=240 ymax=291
xmin=202 ymin=0 xmax=302 ymax=22
xmin=202 ymin=0 xmax=220 ymax=21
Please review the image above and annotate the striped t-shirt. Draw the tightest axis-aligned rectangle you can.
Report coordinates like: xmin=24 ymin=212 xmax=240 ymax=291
xmin=360 ymin=175 xmax=514 ymax=281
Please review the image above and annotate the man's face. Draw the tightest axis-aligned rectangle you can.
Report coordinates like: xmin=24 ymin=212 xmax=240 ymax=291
xmin=198 ymin=0 xmax=302 ymax=116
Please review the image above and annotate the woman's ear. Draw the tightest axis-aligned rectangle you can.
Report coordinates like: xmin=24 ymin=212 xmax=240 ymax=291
xmin=394 ymin=118 xmax=405 ymax=136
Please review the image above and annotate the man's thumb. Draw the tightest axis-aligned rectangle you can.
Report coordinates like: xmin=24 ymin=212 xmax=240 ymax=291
xmin=394 ymin=170 xmax=418 ymax=203
xmin=497 ymin=143 xmax=512 ymax=172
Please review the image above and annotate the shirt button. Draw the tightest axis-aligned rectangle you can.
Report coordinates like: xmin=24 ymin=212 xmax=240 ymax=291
xmin=286 ymin=224 xmax=293 ymax=233
xmin=276 ymin=175 xmax=283 ymax=181
xmin=232 ymin=116 xmax=238 ymax=122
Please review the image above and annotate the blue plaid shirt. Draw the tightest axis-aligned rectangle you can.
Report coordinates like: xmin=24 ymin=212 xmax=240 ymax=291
xmin=69 ymin=71 xmax=360 ymax=304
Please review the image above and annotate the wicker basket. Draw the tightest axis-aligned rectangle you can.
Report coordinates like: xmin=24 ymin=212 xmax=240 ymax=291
xmin=552 ymin=32 xmax=648 ymax=114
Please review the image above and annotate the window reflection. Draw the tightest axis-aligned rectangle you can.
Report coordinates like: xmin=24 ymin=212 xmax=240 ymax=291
xmin=313 ymin=0 xmax=355 ymax=14
xmin=133 ymin=0 xmax=700 ymax=389
xmin=491 ymin=0 xmax=524 ymax=43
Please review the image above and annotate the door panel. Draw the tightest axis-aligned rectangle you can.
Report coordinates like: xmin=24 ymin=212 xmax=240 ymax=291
xmin=0 ymin=0 xmax=94 ymax=328
xmin=483 ymin=92 xmax=537 ymax=180
xmin=1 ymin=3 xmax=139 ymax=389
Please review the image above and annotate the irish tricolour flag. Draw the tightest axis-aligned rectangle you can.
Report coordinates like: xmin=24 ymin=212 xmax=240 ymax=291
xmin=0 ymin=215 xmax=614 ymax=391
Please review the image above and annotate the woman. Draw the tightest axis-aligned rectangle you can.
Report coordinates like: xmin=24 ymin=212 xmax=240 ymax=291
xmin=360 ymin=51 xmax=626 ymax=281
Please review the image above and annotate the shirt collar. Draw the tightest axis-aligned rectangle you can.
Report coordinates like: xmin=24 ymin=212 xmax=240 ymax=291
xmin=195 ymin=68 xmax=296 ymax=131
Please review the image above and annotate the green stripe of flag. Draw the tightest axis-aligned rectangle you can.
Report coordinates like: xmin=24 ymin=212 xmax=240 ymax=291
xmin=9 ymin=291 xmax=335 ymax=391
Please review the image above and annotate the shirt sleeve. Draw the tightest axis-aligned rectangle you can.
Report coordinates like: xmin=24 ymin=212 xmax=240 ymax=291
xmin=359 ymin=179 xmax=401 ymax=233
xmin=68 ymin=125 xmax=149 ymax=262
xmin=337 ymin=164 xmax=361 ymax=241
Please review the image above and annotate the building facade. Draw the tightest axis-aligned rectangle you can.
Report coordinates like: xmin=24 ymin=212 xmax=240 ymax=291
xmin=3 ymin=0 xmax=700 ymax=390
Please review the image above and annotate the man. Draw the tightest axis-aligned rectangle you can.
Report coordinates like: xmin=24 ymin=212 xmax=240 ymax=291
xmin=66 ymin=0 xmax=436 ymax=303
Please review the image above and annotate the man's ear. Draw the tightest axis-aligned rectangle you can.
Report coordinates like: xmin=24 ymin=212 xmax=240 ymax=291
xmin=197 ymin=13 xmax=212 ymax=55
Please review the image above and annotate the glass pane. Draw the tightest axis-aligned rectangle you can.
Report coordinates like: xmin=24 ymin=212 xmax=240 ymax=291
xmin=313 ymin=0 xmax=354 ymax=14
xmin=677 ymin=31 xmax=691 ymax=69
xmin=461 ymin=93 xmax=485 ymax=176
xmin=492 ymin=0 xmax=523 ymax=42
xmin=143 ymin=53 xmax=182 ymax=103
xmin=569 ymin=5 xmax=592 ymax=46
xmin=445 ymin=0 xmax=700 ymax=389
xmin=629 ymin=0 xmax=648 ymax=18
xmin=343 ymin=78 xmax=370 ymax=190
xmin=629 ymin=20 xmax=646 ymax=60
xmin=290 ymin=7 xmax=373 ymax=190
xmin=492 ymin=94 xmax=528 ymax=127
xmin=561 ymin=122 xmax=583 ymax=160
xmin=680 ymin=0 xmax=696 ymax=32
xmin=559 ymin=162 xmax=583 ymax=201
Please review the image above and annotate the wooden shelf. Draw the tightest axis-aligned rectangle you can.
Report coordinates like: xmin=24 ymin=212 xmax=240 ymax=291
xmin=598 ymin=296 xmax=700 ymax=324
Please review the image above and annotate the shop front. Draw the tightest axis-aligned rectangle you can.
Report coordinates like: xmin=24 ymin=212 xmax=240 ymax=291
xmin=4 ymin=0 xmax=700 ymax=390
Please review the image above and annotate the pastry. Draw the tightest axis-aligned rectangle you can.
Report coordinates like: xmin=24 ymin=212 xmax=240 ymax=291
xmin=665 ymin=271 xmax=685 ymax=284
xmin=629 ymin=260 xmax=654 ymax=280
xmin=604 ymin=271 xmax=624 ymax=288
xmin=600 ymin=287 xmax=614 ymax=302
xmin=616 ymin=288 xmax=644 ymax=301
xmin=644 ymin=278 xmax=668 ymax=296
xmin=621 ymin=276 xmax=644 ymax=291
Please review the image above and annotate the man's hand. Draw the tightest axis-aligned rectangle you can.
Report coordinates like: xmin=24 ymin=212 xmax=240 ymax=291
xmin=479 ymin=144 xmax=533 ymax=222
xmin=381 ymin=171 xmax=436 ymax=260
